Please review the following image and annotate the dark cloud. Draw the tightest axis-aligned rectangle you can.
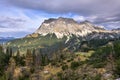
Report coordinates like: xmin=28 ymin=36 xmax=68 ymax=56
xmin=0 ymin=16 xmax=25 ymax=23
xmin=93 ymin=14 xmax=120 ymax=24
xmin=0 ymin=25 xmax=7 ymax=28
xmin=6 ymin=0 xmax=119 ymax=14
xmin=0 ymin=0 xmax=120 ymax=31
xmin=3 ymin=0 xmax=120 ymax=24
xmin=0 ymin=16 xmax=26 ymax=28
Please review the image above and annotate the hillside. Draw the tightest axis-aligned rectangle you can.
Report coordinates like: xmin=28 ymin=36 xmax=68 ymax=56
xmin=7 ymin=17 xmax=120 ymax=54
xmin=1 ymin=17 xmax=120 ymax=80
xmin=7 ymin=34 xmax=67 ymax=54
xmin=0 ymin=37 xmax=14 ymax=44
xmin=1 ymin=39 xmax=120 ymax=80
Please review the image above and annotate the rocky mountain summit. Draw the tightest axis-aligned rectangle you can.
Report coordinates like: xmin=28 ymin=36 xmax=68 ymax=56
xmin=35 ymin=17 xmax=120 ymax=39
xmin=7 ymin=17 xmax=120 ymax=57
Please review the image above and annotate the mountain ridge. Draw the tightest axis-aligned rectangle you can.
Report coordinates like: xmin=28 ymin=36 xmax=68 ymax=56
xmin=7 ymin=17 xmax=120 ymax=54
xmin=33 ymin=17 xmax=120 ymax=39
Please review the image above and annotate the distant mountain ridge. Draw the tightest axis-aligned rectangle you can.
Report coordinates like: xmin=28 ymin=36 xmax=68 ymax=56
xmin=0 ymin=37 xmax=15 ymax=44
xmin=112 ymin=28 xmax=120 ymax=31
xmin=0 ymin=37 xmax=14 ymax=39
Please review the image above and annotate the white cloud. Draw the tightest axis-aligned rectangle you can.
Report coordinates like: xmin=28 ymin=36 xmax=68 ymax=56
xmin=0 ymin=0 xmax=120 ymax=37
xmin=0 ymin=9 xmax=47 ymax=33
xmin=73 ymin=16 xmax=86 ymax=22
xmin=0 ymin=8 xmax=48 ymax=37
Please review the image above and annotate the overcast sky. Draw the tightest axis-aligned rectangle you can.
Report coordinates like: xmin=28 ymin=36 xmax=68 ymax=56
xmin=0 ymin=0 xmax=120 ymax=37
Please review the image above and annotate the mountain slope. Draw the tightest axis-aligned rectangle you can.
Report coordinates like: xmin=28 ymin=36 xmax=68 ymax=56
xmin=0 ymin=37 xmax=15 ymax=44
xmin=35 ymin=17 xmax=120 ymax=39
xmin=7 ymin=34 xmax=67 ymax=54
xmin=7 ymin=17 xmax=120 ymax=54
xmin=35 ymin=17 xmax=101 ymax=38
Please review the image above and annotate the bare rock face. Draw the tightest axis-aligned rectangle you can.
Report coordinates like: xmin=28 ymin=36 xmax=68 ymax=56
xmin=35 ymin=17 xmax=120 ymax=39
xmin=26 ymin=33 xmax=39 ymax=38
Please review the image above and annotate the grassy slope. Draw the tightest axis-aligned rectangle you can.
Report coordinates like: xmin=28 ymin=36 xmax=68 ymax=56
xmin=7 ymin=34 xmax=67 ymax=54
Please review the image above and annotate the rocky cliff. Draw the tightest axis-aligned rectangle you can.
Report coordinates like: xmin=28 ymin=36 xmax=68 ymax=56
xmin=35 ymin=17 xmax=120 ymax=39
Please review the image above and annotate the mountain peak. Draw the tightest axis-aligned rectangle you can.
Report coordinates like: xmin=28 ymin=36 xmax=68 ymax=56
xmin=35 ymin=17 xmax=97 ymax=38
xmin=44 ymin=17 xmax=77 ymax=24
xmin=35 ymin=17 xmax=116 ymax=38
xmin=44 ymin=18 xmax=56 ymax=23
xmin=80 ymin=20 xmax=91 ymax=24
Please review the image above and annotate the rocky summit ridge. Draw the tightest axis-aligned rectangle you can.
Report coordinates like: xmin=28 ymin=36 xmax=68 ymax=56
xmin=34 ymin=17 xmax=120 ymax=39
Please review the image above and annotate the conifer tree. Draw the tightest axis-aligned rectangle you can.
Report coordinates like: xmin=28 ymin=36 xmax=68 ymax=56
xmin=25 ymin=49 xmax=33 ymax=66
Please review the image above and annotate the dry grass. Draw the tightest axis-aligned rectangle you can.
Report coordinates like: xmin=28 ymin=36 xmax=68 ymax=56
xmin=39 ymin=64 xmax=62 ymax=80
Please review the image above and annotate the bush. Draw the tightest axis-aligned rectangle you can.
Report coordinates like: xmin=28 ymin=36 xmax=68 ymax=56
xmin=62 ymin=65 xmax=68 ymax=71
xmin=67 ymin=58 xmax=73 ymax=62
xmin=93 ymin=62 xmax=106 ymax=68
xmin=30 ymin=67 xmax=35 ymax=74
xmin=19 ymin=76 xmax=30 ymax=80
xmin=114 ymin=41 xmax=120 ymax=59
xmin=88 ymin=46 xmax=112 ymax=68
xmin=57 ymin=72 xmax=63 ymax=80
xmin=114 ymin=59 xmax=120 ymax=76
xmin=51 ymin=61 xmax=57 ymax=66
xmin=70 ymin=61 xmax=80 ymax=70
xmin=92 ymin=74 xmax=101 ymax=80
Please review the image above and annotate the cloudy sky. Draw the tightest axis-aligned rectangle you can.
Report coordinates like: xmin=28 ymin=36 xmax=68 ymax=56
xmin=0 ymin=0 xmax=120 ymax=37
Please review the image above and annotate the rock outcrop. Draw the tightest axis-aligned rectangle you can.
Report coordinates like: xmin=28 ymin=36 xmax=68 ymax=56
xmin=35 ymin=17 xmax=120 ymax=39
